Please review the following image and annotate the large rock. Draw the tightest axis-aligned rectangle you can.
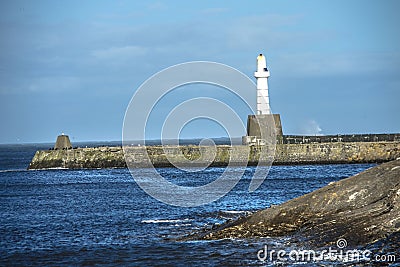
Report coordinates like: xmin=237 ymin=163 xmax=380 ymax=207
xmin=196 ymin=159 xmax=400 ymax=247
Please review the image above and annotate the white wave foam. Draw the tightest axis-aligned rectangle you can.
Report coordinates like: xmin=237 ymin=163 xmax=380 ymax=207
xmin=26 ymin=167 xmax=69 ymax=171
xmin=221 ymin=210 xmax=247 ymax=214
xmin=141 ymin=218 xmax=192 ymax=224
xmin=0 ymin=169 xmax=27 ymax=173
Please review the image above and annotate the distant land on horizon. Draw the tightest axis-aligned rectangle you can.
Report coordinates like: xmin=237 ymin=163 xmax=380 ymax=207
xmin=3 ymin=132 xmax=400 ymax=147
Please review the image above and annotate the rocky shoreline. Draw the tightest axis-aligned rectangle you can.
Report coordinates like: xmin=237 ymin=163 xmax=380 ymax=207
xmin=187 ymin=159 xmax=400 ymax=248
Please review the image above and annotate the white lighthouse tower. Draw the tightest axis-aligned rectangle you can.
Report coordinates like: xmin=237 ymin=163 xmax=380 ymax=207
xmin=254 ymin=53 xmax=271 ymax=115
xmin=242 ymin=53 xmax=283 ymax=145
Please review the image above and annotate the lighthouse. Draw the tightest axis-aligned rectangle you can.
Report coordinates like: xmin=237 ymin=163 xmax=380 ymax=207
xmin=254 ymin=54 xmax=271 ymax=115
xmin=242 ymin=53 xmax=283 ymax=145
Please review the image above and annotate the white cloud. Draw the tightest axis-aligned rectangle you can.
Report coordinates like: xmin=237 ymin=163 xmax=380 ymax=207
xmin=28 ymin=76 xmax=80 ymax=93
xmin=147 ymin=1 xmax=167 ymax=10
xmin=200 ymin=7 xmax=229 ymax=15
xmin=226 ymin=14 xmax=305 ymax=49
xmin=275 ymin=52 xmax=400 ymax=77
xmin=91 ymin=45 xmax=148 ymax=60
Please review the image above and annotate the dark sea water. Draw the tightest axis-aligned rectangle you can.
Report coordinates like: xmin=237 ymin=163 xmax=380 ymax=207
xmin=0 ymin=143 xmax=397 ymax=266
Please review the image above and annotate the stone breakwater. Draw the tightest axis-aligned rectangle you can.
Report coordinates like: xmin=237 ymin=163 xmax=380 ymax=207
xmin=28 ymin=141 xmax=400 ymax=170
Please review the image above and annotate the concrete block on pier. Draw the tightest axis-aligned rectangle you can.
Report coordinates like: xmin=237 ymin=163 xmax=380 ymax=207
xmin=54 ymin=134 xmax=72 ymax=150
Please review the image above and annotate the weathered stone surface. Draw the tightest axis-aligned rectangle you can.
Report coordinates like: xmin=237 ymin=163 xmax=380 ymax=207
xmin=273 ymin=142 xmax=399 ymax=165
xmin=193 ymin=159 xmax=400 ymax=248
xmin=28 ymin=147 xmax=127 ymax=169
xmin=28 ymin=142 xmax=400 ymax=170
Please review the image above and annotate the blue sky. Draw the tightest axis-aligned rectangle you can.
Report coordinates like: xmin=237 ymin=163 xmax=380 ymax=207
xmin=0 ymin=0 xmax=399 ymax=143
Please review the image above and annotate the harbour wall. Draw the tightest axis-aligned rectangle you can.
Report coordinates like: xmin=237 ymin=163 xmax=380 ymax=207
xmin=283 ymin=133 xmax=400 ymax=144
xmin=28 ymin=141 xmax=400 ymax=169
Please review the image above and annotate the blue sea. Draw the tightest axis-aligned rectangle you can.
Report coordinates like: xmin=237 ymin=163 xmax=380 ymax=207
xmin=0 ymin=143 xmax=397 ymax=266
